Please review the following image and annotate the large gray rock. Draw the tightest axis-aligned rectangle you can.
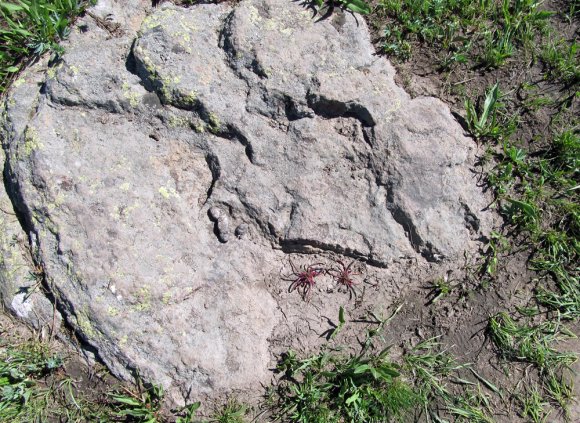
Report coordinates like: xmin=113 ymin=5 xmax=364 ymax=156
xmin=1 ymin=0 xmax=490 ymax=403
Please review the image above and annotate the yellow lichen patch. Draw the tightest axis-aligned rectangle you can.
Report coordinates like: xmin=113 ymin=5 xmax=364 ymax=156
xmin=12 ymin=78 xmax=26 ymax=88
xmin=167 ymin=114 xmax=190 ymax=128
xmin=46 ymin=67 xmax=57 ymax=79
xmin=119 ymin=334 xmax=128 ymax=347
xmin=23 ymin=127 xmax=43 ymax=157
xmin=158 ymin=74 xmax=182 ymax=101
xmin=180 ymin=90 xmax=198 ymax=106
xmin=162 ymin=291 xmax=172 ymax=305
xmin=141 ymin=55 xmax=157 ymax=75
xmin=158 ymin=186 xmax=179 ymax=199
xmin=54 ymin=192 xmax=66 ymax=208
xmin=132 ymin=286 xmax=151 ymax=312
xmin=119 ymin=182 xmax=131 ymax=191
xmin=191 ymin=120 xmax=206 ymax=133
xmin=76 ymin=311 xmax=97 ymax=338
xmin=208 ymin=112 xmax=221 ymax=133
xmin=122 ymin=81 xmax=141 ymax=107
xmin=140 ymin=8 xmax=177 ymax=33
xmin=107 ymin=306 xmax=120 ymax=317
xmin=47 ymin=193 xmax=66 ymax=212
xmin=383 ymin=98 xmax=402 ymax=122
xmin=248 ymin=5 xmax=262 ymax=24
xmin=264 ymin=19 xmax=278 ymax=31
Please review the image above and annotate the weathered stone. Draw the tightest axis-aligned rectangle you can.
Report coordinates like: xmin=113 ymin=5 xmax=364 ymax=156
xmin=0 ymin=110 xmax=61 ymax=331
xmin=1 ymin=0 xmax=491 ymax=404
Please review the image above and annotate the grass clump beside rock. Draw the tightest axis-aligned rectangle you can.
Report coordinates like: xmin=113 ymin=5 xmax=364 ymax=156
xmin=0 ymin=332 xmax=113 ymax=422
xmin=271 ymin=348 xmax=418 ymax=422
xmin=375 ymin=0 xmax=556 ymax=67
xmin=0 ymin=0 xmax=96 ymax=93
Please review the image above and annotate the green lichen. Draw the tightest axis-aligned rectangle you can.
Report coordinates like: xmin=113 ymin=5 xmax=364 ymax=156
xmin=208 ymin=112 xmax=221 ymax=134
xmin=159 ymin=74 xmax=181 ymax=101
xmin=119 ymin=335 xmax=128 ymax=347
xmin=180 ymin=90 xmax=198 ymax=106
xmin=12 ymin=78 xmax=26 ymax=88
xmin=139 ymin=8 xmax=177 ymax=34
xmin=133 ymin=286 xmax=151 ymax=312
xmin=167 ymin=114 xmax=190 ymax=128
xmin=158 ymin=186 xmax=178 ymax=199
xmin=191 ymin=119 xmax=206 ymax=133
xmin=110 ymin=202 xmax=140 ymax=221
xmin=122 ymin=81 xmax=141 ymax=108
xmin=77 ymin=311 xmax=97 ymax=338
xmin=107 ymin=306 xmax=120 ymax=317
xmin=23 ymin=127 xmax=43 ymax=157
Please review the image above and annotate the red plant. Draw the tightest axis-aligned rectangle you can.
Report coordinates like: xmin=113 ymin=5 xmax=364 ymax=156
xmin=329 ymin=259 xmax=359 ymax=295
xmin=287 ymin=262 xmax=325 ymax=301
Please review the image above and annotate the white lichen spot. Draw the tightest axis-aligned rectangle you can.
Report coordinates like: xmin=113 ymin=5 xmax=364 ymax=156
xmin=11 ymin=293 xmax=33 ymax=318
xmin=119 ymin=182 xmax=131 ymax=191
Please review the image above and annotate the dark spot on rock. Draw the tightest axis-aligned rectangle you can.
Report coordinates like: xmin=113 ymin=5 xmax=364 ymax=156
xmin=142 ymin=92 xmax=162 ymax=109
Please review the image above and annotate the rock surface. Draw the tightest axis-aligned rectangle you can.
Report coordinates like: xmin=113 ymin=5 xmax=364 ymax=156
xmin=1 ymin=0 xmax=490 ymax=403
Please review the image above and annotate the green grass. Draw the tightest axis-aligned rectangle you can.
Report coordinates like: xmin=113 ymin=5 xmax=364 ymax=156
xmin=403 ymin=337 xmax=498 ymax=423
xmin=267 ymin=328 xmax=499 ymax=423
xmin=489 ymin=312 xmax=577 ymax=372
xmin=0 ymin=333 xmax=208 ymax=423
xmin=272 ymin=348 xmax=419 ymax=422
xmin=0 ymin=338 xmax=115 ymax=422
xmin=541 ymin=38 xmax=580 ymax=86
xmin=209 ymin=399 xmax=247 ymax=423
xmin=375 ymin=0 xmax=552 ymax=67
xmin=0 ymin=0 xmax=95 ymax=93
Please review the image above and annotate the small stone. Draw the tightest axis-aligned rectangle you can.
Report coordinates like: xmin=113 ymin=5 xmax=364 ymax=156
xmin=208 ymin=206 xmax=222 ymax=221
xmin=235 ymin=223 xmax=249 ymax=239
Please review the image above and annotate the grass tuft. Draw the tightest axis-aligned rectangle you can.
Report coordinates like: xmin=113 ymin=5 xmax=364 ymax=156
xmin=0 ymin=0 xmax=96 ymax=93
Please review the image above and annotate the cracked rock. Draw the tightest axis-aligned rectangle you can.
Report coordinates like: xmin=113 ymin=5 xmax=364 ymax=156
xmin=1 ymin=0 xmax=491 ymax=404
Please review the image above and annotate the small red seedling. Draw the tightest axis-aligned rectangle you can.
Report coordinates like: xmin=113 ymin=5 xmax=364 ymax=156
xmin=329 ymin=259 xmax=360 ymax=297
xmin=287 ymin=262 xmax=325 ymax=301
